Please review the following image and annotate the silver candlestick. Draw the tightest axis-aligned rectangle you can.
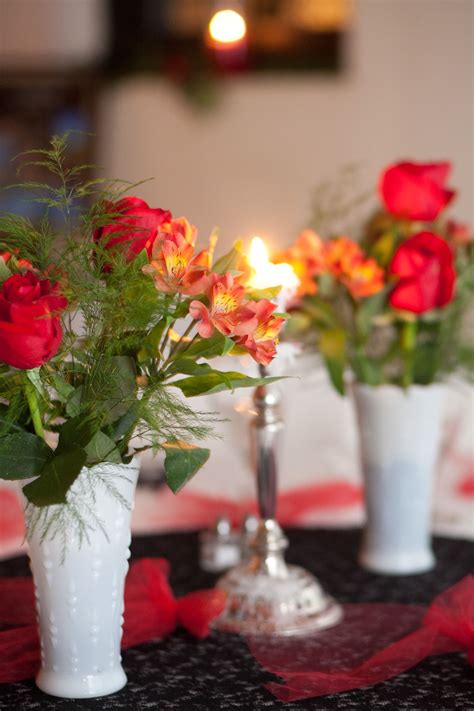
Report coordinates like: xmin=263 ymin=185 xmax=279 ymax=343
xmin=214 ymin=366 xmax=342 ymax=636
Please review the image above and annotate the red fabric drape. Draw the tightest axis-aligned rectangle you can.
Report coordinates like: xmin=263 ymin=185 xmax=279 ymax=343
xmin=0 ymin=558 xmax=226 ymax=684
xmin=0 ymin=563 xmax=472 ymax=701
xmin=248 ymin=576 xmax=474 ymax=701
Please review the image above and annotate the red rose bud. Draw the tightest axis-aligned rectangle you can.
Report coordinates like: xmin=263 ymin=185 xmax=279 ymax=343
xmin=389 ymin=231 xmax=456 ymax=314
xmin=379 ymin=161 xmax=456 ymax=221
xmin=0 ymin=251 xmax=33 ymax=271
xmin=94 ymin=196 xmax=172 ymax=267
xmin=446 ymin=219 xmax=472 ymax=247
xmin=0 ymin=271 xmax=68 ymax=369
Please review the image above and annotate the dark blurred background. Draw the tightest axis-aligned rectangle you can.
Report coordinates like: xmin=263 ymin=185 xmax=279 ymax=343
xmin=0 ymin=0 xmax=472 ymax=249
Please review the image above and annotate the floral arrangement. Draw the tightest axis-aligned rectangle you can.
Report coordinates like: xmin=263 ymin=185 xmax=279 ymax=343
xmin=280 ymin=161 xmax=473 ymax=394
xmin=0 ymin=135 xmax=284 ymax=512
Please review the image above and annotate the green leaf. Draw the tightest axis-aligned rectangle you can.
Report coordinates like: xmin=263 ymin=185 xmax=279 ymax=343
xmin=100 ymin=356 xmax=137 ymax=425
xmin=23 ymin=445 xmax=87 ymax=506
xmin=0 ymin=404 xmax=26 ymax=436
xmin=110 ymin=405 xmax=139 ymax=439
xmin=165 ymin=359 xmax=214 ymax=377
xmin=370 ymin=232 xmax=396 ymax=267
xmin=172 ymin=299 xmax=192 ymax=319
xmin=352 ymin=352 xmax=381 ymax=386
xmin=68 ymin=349 xmax=89 ymax=365
xmin=57 ymin=414 xmax=98 ymax=452
xmin=163 ymin=443 xmax=210 ymax=493
xmin=319 ymin=328 xmax=346 ymax=360
xmin=0 ymin=258 xmax=11 ymax=283
xmin=172 ymin=370 xmax=283 ymax=397
xmin=107 ymin=356 xmax=137 ymax=422
xmin=174 ymin=332 xmax=235 ymax=362
xmin=85 ymin=431 xmax=122 ymax=465
xmin=324 ymin=356 xmax=346 ymax=396
xmin=212 ymin=241 xmax=242 ymax=274
xmin=0 ymin=432 xmax=52 ymax=479
xmin=355 ymin=289 xmax=387 ymax=339
xmin=139 ymin=317 xmax=173 ymax=361
xmin=26 ymin=367 xmax=46 ymax=399
xmin=319 ymin=329 xmax=346 ymax=396
xmin=65 ymin=386 xmax=84 ymax=417
xmin=51 ymin=375 xmax=75 ymax=404
xmin=131 ymin=248 xmax=149 ymax=270
xmin=302 ymin=298 xmax=338 ymax=328
xmin=246 ymin=286 xmax=282 ymax=301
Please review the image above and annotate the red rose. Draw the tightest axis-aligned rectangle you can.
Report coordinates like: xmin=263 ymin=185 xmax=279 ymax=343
xmin=94 ymin=197 xmax=172 ymax=265
xmin=379 ymin=161 xmax=456 ymax=221
xmin=389 ymin=231 xmax=456 ymax=313
xmin=0 ymin=271 xmax=68 ymax=369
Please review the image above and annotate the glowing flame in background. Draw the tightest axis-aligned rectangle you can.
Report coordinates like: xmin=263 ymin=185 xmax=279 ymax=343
xmin=208 ymin=9 xmax=247 ymax=45
xmin=248 ymin=236 xmax=299 ymax=292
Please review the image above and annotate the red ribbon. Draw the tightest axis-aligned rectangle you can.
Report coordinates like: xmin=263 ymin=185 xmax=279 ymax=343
xmin=0 ymin=558 xmax=226 ymax=684
xmin=248 ymin=576 xmax=474 ymax=702
xmin=1 ymin=563 xmax=472 ymax=699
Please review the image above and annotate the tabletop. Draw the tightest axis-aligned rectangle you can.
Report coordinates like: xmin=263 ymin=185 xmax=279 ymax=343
xmin=0 ymin=528 xmax=472 ymax=710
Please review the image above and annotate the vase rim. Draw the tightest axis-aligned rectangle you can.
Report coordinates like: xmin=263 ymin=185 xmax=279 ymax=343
xmin=352 ymin=382 xmax=445 ymax=392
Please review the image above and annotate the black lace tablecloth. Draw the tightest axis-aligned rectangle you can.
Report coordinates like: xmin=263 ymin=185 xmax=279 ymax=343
xmin=0 ymin=529 xmax=473 ymax=710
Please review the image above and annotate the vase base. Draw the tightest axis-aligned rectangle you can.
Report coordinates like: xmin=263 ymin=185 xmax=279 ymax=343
xmin=36 ymin=667 xmax=127 ymax=699
xmin=359 ymin=549 xmax=435 ymax=575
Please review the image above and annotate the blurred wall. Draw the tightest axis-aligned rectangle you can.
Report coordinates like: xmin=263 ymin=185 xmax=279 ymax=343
xmin=0 ymin=0 xmax=108 ymax=67
xmin=98 ymin=0 xmax=473 ymax=249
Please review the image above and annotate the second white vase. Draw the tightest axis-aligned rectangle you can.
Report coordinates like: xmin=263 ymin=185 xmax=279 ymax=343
xmin=353 ymin=383 xmax=445 ymax=575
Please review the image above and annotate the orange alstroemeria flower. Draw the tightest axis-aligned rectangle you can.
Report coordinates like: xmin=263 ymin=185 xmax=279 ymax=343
xmin=237 ymin=300 xmax=285 ymax=366
xmin=324 ymin=237 xmax=384 ymax=300
xmin=157 ymin=216 xmax=197 ymax=247
xmin=324 ymin=236 xmax=364 ymax=276
xmin=277 ymin=229 xmax=325 ymax=297
xmin=341 ymin=257 xmax=385 ymax=299
xmin=189 ymin=273 xmax=258 ymax=339
xmin=234 ymin=252 xmax=254 ymax=286
xmin=143 ymin=217 xmax=211 ymax=296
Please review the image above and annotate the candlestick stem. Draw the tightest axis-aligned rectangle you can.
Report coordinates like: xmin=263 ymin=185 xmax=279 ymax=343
xmin=253 ymin=367 xmax=281 ymax=520
xmin=214 ymin=368 xmax=342 ymax=636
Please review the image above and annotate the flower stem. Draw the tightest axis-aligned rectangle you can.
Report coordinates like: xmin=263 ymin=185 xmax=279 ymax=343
xmin=167 ymin=320 xmax=197 ymax=362
xmin=158 ymin=295 xmax=178 ymax=362
xmin=24 ymin=374 xmax=45 ymax=440
xmin=400 ymin=319 xmax=417 ymax=388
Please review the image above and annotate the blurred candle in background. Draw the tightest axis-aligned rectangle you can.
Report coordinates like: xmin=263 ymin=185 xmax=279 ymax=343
xmin=207 ymin=7 xmax=248 ymax=70
xmin=248 ymin=236 xmax=299 ymax=312
xmin=209 ymin=9 xmax=246 ymax=44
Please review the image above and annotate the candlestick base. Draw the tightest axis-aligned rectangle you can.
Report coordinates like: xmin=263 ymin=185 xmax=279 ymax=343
xmin=214 ymin=519 xmax=342 ymax=637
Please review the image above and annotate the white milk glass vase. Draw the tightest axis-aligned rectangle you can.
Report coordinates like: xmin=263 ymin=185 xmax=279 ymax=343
xmin=353 ymin=384 xmax=445 ymax=575
xmin=25 ymin=458 xmax=140 ymax=699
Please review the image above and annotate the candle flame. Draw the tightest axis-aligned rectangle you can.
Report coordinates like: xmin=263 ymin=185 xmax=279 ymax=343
xmin=208 ymin=9 xmax=247 ymax=44
xmin=249 ymin=236 xmax=299 ymax=291
xmin=249 ymin=236 xmax=269 ymax=271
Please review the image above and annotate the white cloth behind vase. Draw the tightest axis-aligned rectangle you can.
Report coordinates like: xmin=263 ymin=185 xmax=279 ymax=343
xmin=136 ymin=352 xmax=474 ymax=539
xmin=0 ymin=354 xmax=473 ymax=559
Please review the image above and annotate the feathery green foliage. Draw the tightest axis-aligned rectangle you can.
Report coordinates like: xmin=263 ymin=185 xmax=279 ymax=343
xmin=0 ymin=133 xmax=282 ymax=514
